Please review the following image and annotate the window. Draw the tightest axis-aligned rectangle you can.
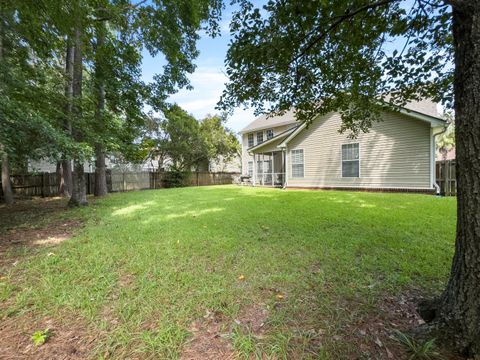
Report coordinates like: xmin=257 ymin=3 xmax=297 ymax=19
xmin=266 ymin=129 xmax=274 ymax=140
xmin=256 ymin=131 xmax=264 ymax=144
xmin=248 ymin=133 xmax=254 ymax=147
xmin=342 ymin=143 xmax=360 ymax=177
xmin=248 ymin=161 xmax=253 ymax=177
xmin=257 ymin=160 xmax=264 ymax=174
xmin=291 ymin=149 xmax=304 ymax=178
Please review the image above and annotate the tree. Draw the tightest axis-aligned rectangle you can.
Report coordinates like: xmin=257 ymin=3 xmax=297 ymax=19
xmin=220 ymin=0 xmax=479 ymax=356
xmin=86 ymin=0 xmax=223 ymax=198
xmin=0 ymin=1 xmax=77 ymax=204
xmin=436 ymin=120 xmax=455 ymax=160
xmin=199 ymin=114 xmax=240 ymax=169
xmin=154 ymin=104 xmax=206 ymax=172
xmin=68 ymin=5 xmax=89 ymax=207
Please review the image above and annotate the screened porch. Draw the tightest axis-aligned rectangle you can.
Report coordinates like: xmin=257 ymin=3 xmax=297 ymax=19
xmin=252 ymin=151 xmax=285 ymax=187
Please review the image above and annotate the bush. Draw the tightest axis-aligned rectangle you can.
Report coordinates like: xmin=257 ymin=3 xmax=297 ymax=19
xmin=162 ymin=169 xmax=188 ymax=188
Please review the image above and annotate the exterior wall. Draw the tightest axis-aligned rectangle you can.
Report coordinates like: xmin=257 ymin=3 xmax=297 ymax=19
xmin=208 ymin=155 xmax=242 ymax=173
xmin=241 ymin=124 xmax=296 ymax=175
xmin=286 ymin=111 xmax=433 ymax=189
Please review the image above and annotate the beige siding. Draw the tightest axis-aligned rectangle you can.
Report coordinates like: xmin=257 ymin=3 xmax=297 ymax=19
xmin=242 ymin=124 xmax=295 ymax=175
xmin=287 ymin=111 xmax=432 ymax=189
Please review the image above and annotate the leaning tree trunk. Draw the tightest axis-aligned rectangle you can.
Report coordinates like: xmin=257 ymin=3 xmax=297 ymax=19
xmin=94 ymin=19 xmax=107 ymax=197
xmin=421 ymin=2 xmax=480 ymax=357
xmin=68 ymin=24 xmax=88 ymax=207
xmin=1 ymin=147 xmax=13 ymax=205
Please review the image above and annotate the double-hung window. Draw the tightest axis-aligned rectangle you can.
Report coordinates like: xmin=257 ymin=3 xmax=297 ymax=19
xmin=266 ymin=129 xmax=274 ymax=140
xmin=342 ymin=143 xmax=360 ymax=177
xmin=256 ymin=131 xmax=264 ymax=144
xmin=247 ymin=133 xmax=254 ymax=147
xmin=247 ymin=161 xmax=253 ymax=177
xmin=291 ymin=149 xmax=304 ymax=178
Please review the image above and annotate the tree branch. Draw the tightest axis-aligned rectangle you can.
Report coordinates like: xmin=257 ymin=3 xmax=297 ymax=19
xmin=290 ymin=0 xmax=397 ymax=66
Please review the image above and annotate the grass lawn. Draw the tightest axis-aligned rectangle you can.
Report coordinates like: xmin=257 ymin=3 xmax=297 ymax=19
xmin=0 ymin=186 xmax=456 ymax=359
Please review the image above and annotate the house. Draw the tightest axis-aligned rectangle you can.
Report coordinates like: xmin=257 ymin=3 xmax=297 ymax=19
xmin=240 ymin=99 xmax=446 ymax=192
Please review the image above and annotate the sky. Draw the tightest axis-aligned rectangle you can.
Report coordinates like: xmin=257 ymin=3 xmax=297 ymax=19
xmin=139 ymin=0 xmax=445 ymax=135
xmin=140 ymin=2 xmax=262 ymax=135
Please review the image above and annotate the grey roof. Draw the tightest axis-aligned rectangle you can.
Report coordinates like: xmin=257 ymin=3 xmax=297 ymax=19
xmin=240 ymin=99 xmax=442 ymax=134
xmin=239 ymin=108 xmax=298 ymax=134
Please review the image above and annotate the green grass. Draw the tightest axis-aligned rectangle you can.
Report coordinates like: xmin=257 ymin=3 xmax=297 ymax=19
xmin=1 ymin=186 xmax=456 ymax=358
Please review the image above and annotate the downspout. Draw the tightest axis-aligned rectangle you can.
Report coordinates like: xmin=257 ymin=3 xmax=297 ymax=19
xmin=282 ymin=145 xmax=288 ymax=189
xmin=432 ymin=126 xmax=448 ymax=195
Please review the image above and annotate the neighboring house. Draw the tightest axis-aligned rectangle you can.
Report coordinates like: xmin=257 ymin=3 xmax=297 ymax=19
xmin=205 ymin=155 xmax=242 ymax=173
xmin=29 ymin=154 xmax=241 ymax=174
xmin=28 ymin=157 xmax=157 ymax=173
xmin=240 ymin=99 xmax=446 ymax=192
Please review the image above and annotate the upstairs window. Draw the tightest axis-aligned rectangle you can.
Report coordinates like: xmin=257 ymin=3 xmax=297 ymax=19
xmin=257 ymin=131 xmax=264 ymax=144
xmin=266 ymin=129 xmax=274 ymax=140
xmin=291 ymin=149 xmax=304 ymax=178
xmin=342 ymin=143 xmax=360 ymax=177
xmin=248 ymin=133 xmax=254 ymax=147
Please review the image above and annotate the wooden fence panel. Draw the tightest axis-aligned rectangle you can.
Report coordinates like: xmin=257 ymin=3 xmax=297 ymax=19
xmin=1 ymin=171 xmax=240 ymax=199
xmin=436 ymin=160 xmax=456 ymax=196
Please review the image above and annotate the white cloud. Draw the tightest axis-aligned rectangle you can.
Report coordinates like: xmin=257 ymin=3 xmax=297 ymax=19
xmin=168 ymin=66 xmax=255 ymax=134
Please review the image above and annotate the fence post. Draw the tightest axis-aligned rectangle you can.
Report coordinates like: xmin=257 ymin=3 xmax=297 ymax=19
xmin=41 ymin=172 xmax=49 ymax=197
xmin=123 ymin=172 xmax=126 ymax=192
xmin=443 ymin=160 xmax=450 ymax=196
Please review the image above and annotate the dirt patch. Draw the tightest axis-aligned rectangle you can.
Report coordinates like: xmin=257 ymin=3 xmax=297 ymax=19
xmin=235 ymin=302 xmax=269 ymax=336
xmin=181 ymin=309 xmax=235 ymax=360
xmin=0 ymin=197 xmax=83 ymax=269
xmin=0 ymin=312 xmax=97 ymax=360
xmin=337 ymin=290 xmax=464 ymax=359
xmin=181 ymin=304 xmax=269 ymax=360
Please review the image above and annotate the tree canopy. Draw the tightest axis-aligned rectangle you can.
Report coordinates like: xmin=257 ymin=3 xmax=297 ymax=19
xmin=220 ymin=0 xmax=452 ymax=136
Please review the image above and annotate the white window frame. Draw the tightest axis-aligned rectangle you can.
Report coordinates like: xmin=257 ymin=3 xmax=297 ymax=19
xmin=256 ymin=131 xmax=264 ymax=144
xmin=266 ymin=129 xmax=274 ymax=140
xmin=247 ymin=133 xmax=254 ymax=148
xmin=290 ymin=148 xmax=304 ymax=178
xmin=341 ymin=143 xmax=360 ymax=178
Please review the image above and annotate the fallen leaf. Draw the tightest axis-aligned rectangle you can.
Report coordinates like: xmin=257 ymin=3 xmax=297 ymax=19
xmin=238 ymin=275 xmax=245 ymax=281
xmin=276 ymin=294 xmax=284 ymax=300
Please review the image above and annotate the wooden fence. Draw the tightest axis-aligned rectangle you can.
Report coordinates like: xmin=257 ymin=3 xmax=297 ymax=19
xmin=436 ymin=160 xmax=456 ymax=196
xmin=1 ymin=171 xmax=240 ymax=198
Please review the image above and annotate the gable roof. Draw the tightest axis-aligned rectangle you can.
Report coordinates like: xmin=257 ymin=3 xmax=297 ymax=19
xmin=240 ymin=99 xmax=444 ymax=135
xmin=247 ymin=126 xmax=298 ymax=153
xmin=239 ymin=108 xmax=298 ymax=134
xmin=277 ymin=103 xmax=446 ymax=148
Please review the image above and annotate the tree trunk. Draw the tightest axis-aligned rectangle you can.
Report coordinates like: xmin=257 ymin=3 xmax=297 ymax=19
xmin=420 ymin=2 xmax=480 ymax=357
xmin=1 ymin=147 xmax=13 ymax=205
xmin=94 ymin=20 xmax=107 ymax=197
xmin=61 ymin=160 xmax=73 ymax=197
xmin=68 ymin=23 xmax=87 ymax=207
xmin=60 ymin=40 xmax=74 ymax=197
xmin=94 ymin=144 xmax=107 ymax=196
xmin=0 ymin=20 xmax=12 ymax=205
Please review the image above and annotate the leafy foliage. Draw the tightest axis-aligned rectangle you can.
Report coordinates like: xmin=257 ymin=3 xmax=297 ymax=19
xmin=141 ymin=105 xmax=240 ymax=172
xmin=220 ymin=0 xmax=452 ymax=137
